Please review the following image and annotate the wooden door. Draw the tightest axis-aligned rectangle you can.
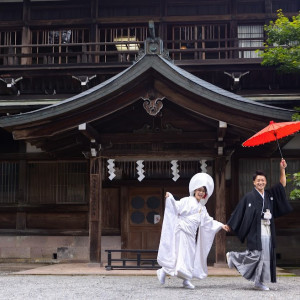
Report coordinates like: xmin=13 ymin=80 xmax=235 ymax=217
xmin=127 ymin=187 xmax=163 ymax=254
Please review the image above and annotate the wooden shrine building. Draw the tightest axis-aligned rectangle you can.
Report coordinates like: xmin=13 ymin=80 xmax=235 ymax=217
xmin=1 ymin=35 xmax=299 ymax=265
xmin=0 ymin=0 xmax=299 ymax=266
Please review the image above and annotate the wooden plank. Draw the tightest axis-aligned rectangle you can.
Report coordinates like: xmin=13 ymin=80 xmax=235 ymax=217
xmin=102 ymin=188 xmax=120 ymax=233
xmin=16 ymin=212 xmax=26 ymax=230
xmin=0 ymin=214 xmax=16 ymax=229
xmin=120 ymin=186 xmax=129 ymax=251
xmin=26 ymin=212 xmax=88 ymax=230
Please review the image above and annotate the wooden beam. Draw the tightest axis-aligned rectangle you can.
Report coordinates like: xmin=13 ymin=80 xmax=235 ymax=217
xmin=217 ymin=121 xmax=227 ymax=156
xmin=79 ymin=123 xmax=101 ymax=142
xmin=100 ymin=131 xmax=216 ymax=144
xmin=218 ymin=121 xmax=227 ymax=140
xmin=101 ymin=149 xmax=217 ymax=158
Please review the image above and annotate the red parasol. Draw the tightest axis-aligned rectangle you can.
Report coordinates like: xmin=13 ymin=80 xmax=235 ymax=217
xmin=242 ymin=120 xmax=300 ymax=158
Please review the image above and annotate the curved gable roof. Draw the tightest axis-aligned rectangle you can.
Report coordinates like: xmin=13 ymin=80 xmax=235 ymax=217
xmin=0 ymin=53 xmax=294 ymax=138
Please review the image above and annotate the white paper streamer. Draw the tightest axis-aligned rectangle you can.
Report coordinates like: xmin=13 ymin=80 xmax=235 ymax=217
xmin=136 ymin=160 xmax=145 ymax=182
xmin=107 ymin=159 xmax=116 ymax=180
xmin=171 ymin=160 xmax=180 ymax=181
xmin=200 ymin=160 xmax=207 ymax=173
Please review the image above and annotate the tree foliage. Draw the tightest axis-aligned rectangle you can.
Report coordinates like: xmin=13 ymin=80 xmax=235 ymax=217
xmin=260 ymin=11 xmax=300 ymax=199
xmin=260 ymin=10 xmax=300 ymax=73
xmin=287 ymin=110 xmax=300 ymax=200
xmin=288 ymin=172 xmax=300 ymax=200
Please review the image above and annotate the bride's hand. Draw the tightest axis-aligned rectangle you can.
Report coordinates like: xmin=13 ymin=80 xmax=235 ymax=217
xmin=223 ymin=224 xmax=230 ymax=232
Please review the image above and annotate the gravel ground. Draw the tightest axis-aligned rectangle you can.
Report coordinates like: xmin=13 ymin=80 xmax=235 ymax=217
xmin=0 ymin=275 xmax=299 ymax=300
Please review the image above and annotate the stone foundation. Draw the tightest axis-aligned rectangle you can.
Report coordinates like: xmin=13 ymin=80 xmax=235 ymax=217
xmin=0 ymin=236 xmax=121 ymax=264
xmin=0 ymin=235 xmax=298 ymax=266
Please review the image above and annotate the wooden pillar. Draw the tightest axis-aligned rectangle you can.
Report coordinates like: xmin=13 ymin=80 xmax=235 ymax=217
xmin=90 ymin=0 xmax=99 ymax=63
xmin=21 ymin=0 xmax=31 ymax=65
xmin=89 ymin=157 xmax=102 ymax=263
xmin=214 ymin=156 xmax=227 ymax=267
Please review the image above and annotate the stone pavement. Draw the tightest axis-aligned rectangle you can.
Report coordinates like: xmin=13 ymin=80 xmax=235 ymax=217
xmin=0 ymin=265 xmax=299 ymax=300
xmin=0 ymin=262 xmax=297 ymax=276
xmin=0 ymin=263 xmax=298 ymax=300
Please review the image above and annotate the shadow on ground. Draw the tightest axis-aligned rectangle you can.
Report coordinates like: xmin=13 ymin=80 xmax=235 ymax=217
xmin=0 ymin=263 xmax=50 ymax=274
xmin=281 ymin=267 xmax=300 ymax=276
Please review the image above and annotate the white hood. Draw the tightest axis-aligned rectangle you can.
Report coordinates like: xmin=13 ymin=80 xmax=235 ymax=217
xmin=188 ymin=173 xmax=214 ymax=205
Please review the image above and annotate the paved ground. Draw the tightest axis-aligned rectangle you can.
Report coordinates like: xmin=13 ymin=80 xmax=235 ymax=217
xmin=0 ymin=263 xmax=298 ymax=300
xmin=0 ymin=274 xmax=299 ymax=300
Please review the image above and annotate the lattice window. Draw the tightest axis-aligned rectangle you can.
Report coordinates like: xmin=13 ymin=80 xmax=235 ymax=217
xmin=32 ymin=28 xmax=89 ymax=45
xmin=26 ymin=161 xmax=88 ymax=204
xmin=0 ymin=162 xmax=19 ymax=204
xmin=99 ymin=26 xmax=147 ymax=62
xmin=31 ymin=28 xmax=90 ymax=64
xmin=168 ymin=24 xmax=229 ymax=60
xmin=0 ymin=30 xmax=22 ymax=65
xmin=238 ymin=25 xmax=264 ymax=58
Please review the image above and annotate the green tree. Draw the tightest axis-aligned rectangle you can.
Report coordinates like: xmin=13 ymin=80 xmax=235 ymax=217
xmin=260 ymin=10 xmax=300 ymax=73
xmin=260 ymin=11 xmax=300 ymax=200
xmin=288 ymin=111 xmax=300 ymax=200
xmin=289 ymin=172 xmax=300 ymax=200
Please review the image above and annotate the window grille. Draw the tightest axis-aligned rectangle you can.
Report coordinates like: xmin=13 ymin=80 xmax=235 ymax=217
xmin=99 ymin=26 xmax=147 ymax=62
xmin=167 ymin=24 xmax=229 ymax=60
xmin=26 ymin=161 xmax=88 ymax=204
xmin=0 ymin=30 xmax=22 ymax=65
xmin=238 ymin=25 xmax=264 ymax=58
xmin=31 ymin=28 xmax=90 ymax=64
xmin=0 ymin=162 xmax=19 ymax=204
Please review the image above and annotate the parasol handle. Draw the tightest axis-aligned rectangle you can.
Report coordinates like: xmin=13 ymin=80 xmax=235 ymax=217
xmin=274 ymin=133 xmax=284 ymax=160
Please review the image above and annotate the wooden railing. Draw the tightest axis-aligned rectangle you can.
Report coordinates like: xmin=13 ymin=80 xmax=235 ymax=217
xmin=0 ymin=39 xmax=265 ymax=69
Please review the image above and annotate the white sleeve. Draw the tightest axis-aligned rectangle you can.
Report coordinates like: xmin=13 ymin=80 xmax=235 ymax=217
xmin=201 ymin=208 xmax=223 ymax=232
xmin=166 ymin=192 xmax=185 ymax=214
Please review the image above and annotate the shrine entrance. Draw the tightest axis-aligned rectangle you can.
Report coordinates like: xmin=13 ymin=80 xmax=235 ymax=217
xmin=121 ymin=184 xmax=188 ymax=258
xmin=127 ymin=187 xmax=163 ymax=253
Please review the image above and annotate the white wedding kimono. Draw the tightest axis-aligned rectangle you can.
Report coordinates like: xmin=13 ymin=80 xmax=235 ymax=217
xmin=157 ymin=192 xmax=223 ymax=280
